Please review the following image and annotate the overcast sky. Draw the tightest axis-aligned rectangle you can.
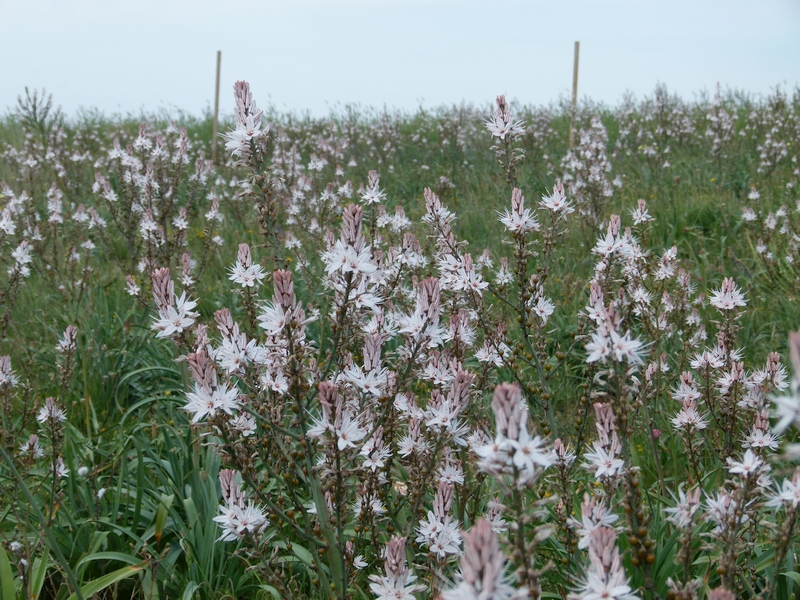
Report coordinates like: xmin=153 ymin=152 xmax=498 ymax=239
xmin=2 ymin=0 xmax=799 ymax=118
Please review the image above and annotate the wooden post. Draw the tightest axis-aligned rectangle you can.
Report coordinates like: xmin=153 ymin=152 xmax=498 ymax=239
xmin=568 ymin=41 xmax=580 ymax=150
xmin=212 ymin=50 xmax=221 ymax=164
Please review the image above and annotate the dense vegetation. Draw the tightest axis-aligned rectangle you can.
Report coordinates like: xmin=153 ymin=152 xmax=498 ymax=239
xmin=1 ymin=83 xmax=800 ymax=600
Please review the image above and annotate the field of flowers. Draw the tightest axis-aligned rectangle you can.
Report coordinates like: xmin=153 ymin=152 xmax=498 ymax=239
xmin=1 ymin=82 xmax=800 ymax=600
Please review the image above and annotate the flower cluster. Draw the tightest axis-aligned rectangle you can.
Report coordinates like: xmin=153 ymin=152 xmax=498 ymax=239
xmin=3 ymin=81 xmax=800 ymax=600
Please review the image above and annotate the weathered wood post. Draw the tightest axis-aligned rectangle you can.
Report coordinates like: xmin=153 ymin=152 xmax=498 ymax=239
xmin=568 ymin=41 xmax=580 ymax=150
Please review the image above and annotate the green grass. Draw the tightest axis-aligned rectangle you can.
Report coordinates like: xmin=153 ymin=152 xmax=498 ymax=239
xmin=1 ymin=85 xmax=800 ymax=598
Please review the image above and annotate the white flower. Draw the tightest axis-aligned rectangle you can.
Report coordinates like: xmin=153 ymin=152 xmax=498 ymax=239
xmin=11 ymin=241 xmax=33 ymax=266
xmin=583 ymin=442 xmax=624 ymax=480
xmin=671 ymin=381 xmax=701 ymax=403
xmin=773 ymin=391 xmax=800 ymax=434
xmin=766 ymin=476 xmax=800 ymax=508
xmin=230 ymin=413 xmax=257 ymax=436
xmin=416 ymin=513 xmax=462 ymax=557
xmin=54 ymin=456 xmax=69 ymax=479
xmin=257 ymin=303 xmax=288 ymax=336
xmin=578 ymin=570 xmax=639 ymax=600
xmin=344 ymin=247 xmax=378 ymax=275
xmin=214 ymin=501 xmax=268 ymax=541
xmin=704 ymin=491 xmax=744 ymax=533
xmin=369 ymin=572 xmax=424 ymax=600
xmin=183 ymin=383 xmax=240 ymax=423
xmin=172 ymin=214 xmax=188 ymax=230
xmin=261 ymin=370 xmax=289 ymax=395
xmin=540 ymin=185 xmax=574 ymax=214
xmin=743 ymin=429 xmax=778 ymax=450
xmin=322 ymin=240 xmax=377 ymax=276
xmin=571 ymin=506 xmax=619 ymax=550
xmin=0 ymin=210 xmax=16 ymax=235
xmin=663 ymin=487 xmax=701 ymax=529
xmin=353 ymin=493 xmax=386 ymax=517
xmin=437 ymin=463 xmax=465 ymax=486
xmin=345 ymin=366 xmax=388 ymax=398
xmin=229 ymin=262 xmax=266 ymax=288
xmin=153 ymin=305 xmax=194 ymax=338
xmin=37 ymin=398 xmax=66 ymax=424
xmin=336 ymin=412 xmax=367 ymax=451
xmin=126 ymin=277 xmax=140 ymax=296
xmin=0 ymin=357 xmax=20 ymax=388
xmin=586 ymin=331 xmax=611 ymax=363
xmin=592 ymin=233 xmax=619 ymax=257
xmin=609 ymin=330 xmax=645 ymax=365
xmin=510 ymin=429 xmax=556 ymax=478
xmin=362 ymin=444 xmax=392 ymax=472
xmin=361 ymin=187 xmax=385 ymax=205
xmin=495 ymin=265 xmax=513 ymax=286
xmin=671 ymin=406 xmax=708 ymax=431
xmin=19 ymin=435 xmax=44 ymax=458
xmin=709 ymin=278 xmax=746 ymax=311
xmin=152 ymin=293 xmax=198 ymax=339
xmin=484 ymin=115 xmax=525 ymax=140
xmin=498 ymin=207 xmax=539 ymax=233
xmin=726 ymin=449 xmax=765 ymax=478
xmin=531 ymin=296 xmax=555 ymax=324
xmin=630 ymin=201 xmax=653 ymax=224
xmin=321 ymin=240 xmax=349 ymax=275
xmin=224 ymin=114 xmax=263 ymax=157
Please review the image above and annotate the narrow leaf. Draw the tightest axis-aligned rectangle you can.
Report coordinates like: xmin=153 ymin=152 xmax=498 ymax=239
xmin=182 ymin=581 xmax=200 ymax=600
xmin=783 ymin=571 xmax=800 ymax=589
xmin=0 ymin=546 xmax=15 ymax=600
xmin=66 ymin=561 xmax=149 ymax=600
xmin=75 ymin=552 xmax=143 ymax=569
xmin=29 ymin=550 xmax=49 ymax=599
xmin=154 ymin=494 xmax=174 ymax=543
xmin=259 ymin=584 xmax=281 ymax=599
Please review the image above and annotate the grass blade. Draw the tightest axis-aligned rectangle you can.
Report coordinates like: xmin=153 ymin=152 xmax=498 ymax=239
xmin=0 ymin=445 xmax=84 ymax=600
xmin=0 ymin=546 xmax=15 ymax=600
xmin=28 ymin=550 xmax=49 ymax=600
xmin=66 ymin=561 xmax=149 ymax=600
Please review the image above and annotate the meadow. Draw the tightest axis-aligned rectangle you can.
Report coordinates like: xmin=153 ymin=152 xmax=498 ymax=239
xmin=1 ymin=82 xmax=799 ymax=599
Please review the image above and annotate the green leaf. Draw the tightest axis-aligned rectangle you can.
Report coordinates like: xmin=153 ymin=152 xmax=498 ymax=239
xmin=75 ymin=552 xmax=143 ymax=570
xmin=155 ymin=494 xmax=174 ymax=543
xmin=66 ymin=561 xmax=149 ymax=600
xmin=86 ymin=532 xmax=109 ymax=557
xmin=0 ymin=546 xmax=15 ymax=600
xmin=0 ymin=446 xmax=84 ymax=599
xmin=119 ymin=392 xmax=176 ymax=429
xmin=183 ymin=497 xmax=199 ymax=530
xmin=76 ymin=532 xmax=112 ymax=579
xmin=753 ymin=547 xmax=774 ymax=573
xmin=259 ymin=584 xmax=281 ymax=599
xmin=291 ymin=544 xmax=314 ymax=567
xmin=29 ymin=549 xmax=49 ymax=600
xmin=783 ymin=571 xmax=800 ymax=590
xmin=141 ymin=567 xmax=159 ymax=600
xmin=182 ymin=582 xmax=200 ymax=600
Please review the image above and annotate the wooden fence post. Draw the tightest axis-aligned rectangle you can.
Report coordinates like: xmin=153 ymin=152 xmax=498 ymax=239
xmin=212 ymin=50 xmax=221 ymax=164
xmin=568 ymin=41 xmax=580 ymax=150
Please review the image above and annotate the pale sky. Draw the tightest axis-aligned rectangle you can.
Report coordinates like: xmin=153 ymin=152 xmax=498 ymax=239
xmin=2 ymin=0 xmax=799 ymax=117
